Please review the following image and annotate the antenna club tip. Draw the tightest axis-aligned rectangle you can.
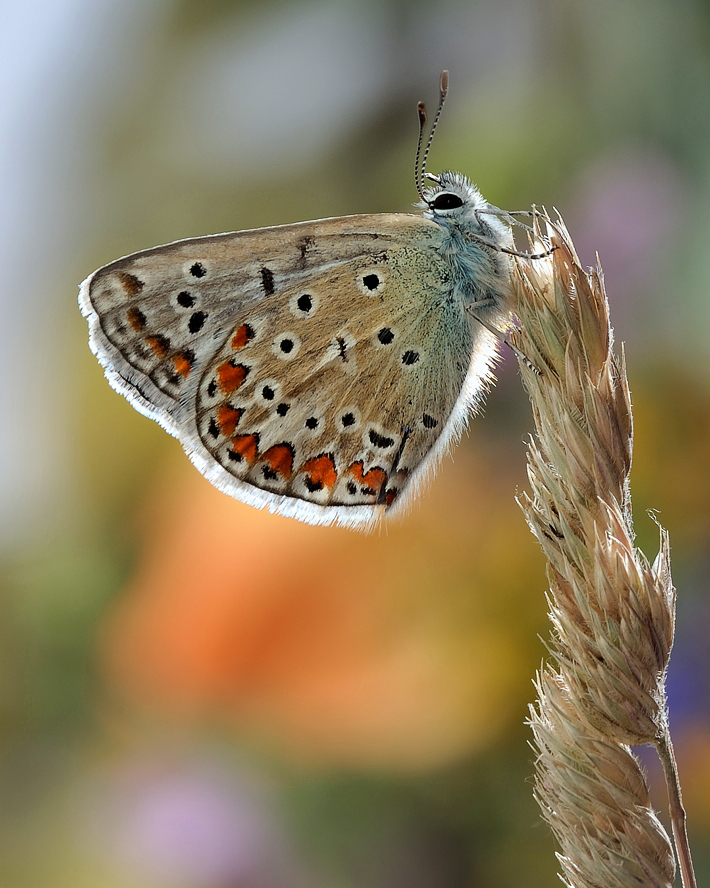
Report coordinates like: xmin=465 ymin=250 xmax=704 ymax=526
xmin=440 ymin=70 xmax=449 ymax=95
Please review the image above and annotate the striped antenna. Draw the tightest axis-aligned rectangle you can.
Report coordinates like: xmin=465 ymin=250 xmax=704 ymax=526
xmin=419 ymin=71 xmax=449 ymax=198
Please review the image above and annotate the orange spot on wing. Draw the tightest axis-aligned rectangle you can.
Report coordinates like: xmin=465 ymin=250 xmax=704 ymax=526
xmin=347 ymin=461 xmax=387 ymax=494
xmin=217 ymin=406 xmax=242 ymax=436
xmin=230 ymin=434 xmax=259 ymax=465
xmin=302 ymin=454 xmax=337 ymax=490
xmin=231 ymin=324 xmax=254 ymax=350
xmin=261 ymin=444 xmax=294 ymax=479
xmin=146 ymin=335 xmax=170 ymax=358
xmin=117 ymin=271 xmax=144 ymax=295
xmin=217 ymin=361 xmax=249 ymax=394
xmin=173 ymin=352 xmax=193 ymax=379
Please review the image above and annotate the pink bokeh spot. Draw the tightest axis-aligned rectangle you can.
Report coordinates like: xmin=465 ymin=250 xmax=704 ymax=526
xmin=565 ymin=149 xmax=687 ymax=334
xmin=84 ymin=757 xmax=307 ymax=887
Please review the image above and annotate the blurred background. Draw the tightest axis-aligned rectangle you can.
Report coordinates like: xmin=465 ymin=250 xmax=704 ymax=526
xmin=1 ymin=0 xmax=709 ymax=885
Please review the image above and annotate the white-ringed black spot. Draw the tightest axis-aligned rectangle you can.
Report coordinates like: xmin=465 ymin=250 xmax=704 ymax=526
xmin=190 ymin=262 xmax=207 ymax=278
xmin=261 ymin=267 xmax=275 ymax=295
xmin=177 ymin=291 xmax=194 ymax=308
xmin=256 ymin=378 xmax=281 ymax=405
xmin=363 ymin=273 xmax=380 ymax=290
xmin=337 ymin=406 xmax=360 ymax=431
xmin=422 ymin=413 xmax=438 ymax=429
xmin=402 ymin=350 xmax=420 ymax=366
xmin=289 ymin=290 xmax=319 ymax=318
xmin=356 ymin=268 xmax=386 ymax=296
xmin=377 ymin=327 xmax=394 ymax=345
xmin=188 ymin=311 xmax=207 ymax=333
xmin=305 ymin=416 xmax=319 ymax=430
xmin=272 ymin=332 xmax=301 ymax=360
xmin=276 ymin=403 xmax=290 ymax=416
xmin=304 ymin=477 xmax=323 ymax=492
xmin=369 ymin=429 xmax=395 ymax=448
xmin=208 ymin=418 xmax=220 ymax=438
xmin=347 ymin=481 xmax=357 ymax=495
xmin=207 ymin=379 xmax=217 ymax=398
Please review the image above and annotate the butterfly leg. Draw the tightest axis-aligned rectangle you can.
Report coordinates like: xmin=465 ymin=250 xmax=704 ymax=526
xmin=476 ymin=207 xmax=536 ymax=234
xmin=466 ymin=306 xmax=541 ymax=375
xmin=469 ymin=232 xmax=557 ymax=261
xmin=476 ymin=206 xmax=551 ymax=231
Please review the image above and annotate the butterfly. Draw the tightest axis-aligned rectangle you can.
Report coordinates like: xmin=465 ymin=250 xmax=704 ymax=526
xmin=79 ymin=72 xmax=542 ymax=529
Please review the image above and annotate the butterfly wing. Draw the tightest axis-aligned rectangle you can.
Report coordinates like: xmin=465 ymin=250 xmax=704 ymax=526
xmin=80 ymin=214 xmax=502 ymax=528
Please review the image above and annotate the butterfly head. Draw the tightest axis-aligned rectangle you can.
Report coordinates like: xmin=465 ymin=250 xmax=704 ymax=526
xmin=420 ymin=171 xmax=512 ymax=248
xmin=419 ymin=170 xmax=487 ymax=220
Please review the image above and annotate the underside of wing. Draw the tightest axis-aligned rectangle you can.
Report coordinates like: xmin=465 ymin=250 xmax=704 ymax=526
xmin=79 ymin=213 xmax=500 ymax=528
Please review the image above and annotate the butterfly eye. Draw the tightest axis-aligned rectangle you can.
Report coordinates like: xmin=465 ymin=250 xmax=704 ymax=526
xmin=431 ymin=192 xmax=464 ymax=210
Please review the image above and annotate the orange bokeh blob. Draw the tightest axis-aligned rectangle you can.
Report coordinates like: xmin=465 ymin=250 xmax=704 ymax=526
xmin=101 ymin=445 xmax=544 ymax=770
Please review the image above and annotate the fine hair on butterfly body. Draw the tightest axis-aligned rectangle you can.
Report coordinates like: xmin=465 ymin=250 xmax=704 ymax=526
xmin=79 ymin=72 xmax=529 ymax=530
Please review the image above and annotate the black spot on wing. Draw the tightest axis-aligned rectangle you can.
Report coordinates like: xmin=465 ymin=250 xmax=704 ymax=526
xmin=188 ymin=311 xmax=207 ymax=333
xmin=298 ymin=235 xmax=315 ymax=268
xmin=369 ymin=429 xmax=394 ymax=448
xmin=261 ymin=267 xmax=275 ymax=295
xmin=127 ymin=306 xmax=146 ymax=331
xmin=362 ymin=273 xmax=380 ymax=291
